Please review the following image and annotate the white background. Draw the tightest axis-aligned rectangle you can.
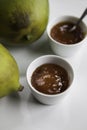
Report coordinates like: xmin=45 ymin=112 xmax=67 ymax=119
xmin=0 ymin=0 xmax=87 ymax=130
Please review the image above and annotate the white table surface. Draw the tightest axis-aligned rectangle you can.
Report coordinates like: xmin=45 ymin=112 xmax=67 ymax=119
xmin=0 ymin=0 xmax=87 ymax=130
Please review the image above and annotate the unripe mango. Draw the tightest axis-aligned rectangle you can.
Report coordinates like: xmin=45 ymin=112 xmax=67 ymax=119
xmin=0 ymin=44 xmax=22 ymax=97
xmin=0 ymin=0 xmax=49 ymax=45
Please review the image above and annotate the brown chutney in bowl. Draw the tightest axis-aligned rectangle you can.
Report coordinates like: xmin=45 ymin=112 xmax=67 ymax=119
xmin=50 ymin=21 xmax=85 ymax=45
xmin=31 ymin=63 xmax=69 ymax=95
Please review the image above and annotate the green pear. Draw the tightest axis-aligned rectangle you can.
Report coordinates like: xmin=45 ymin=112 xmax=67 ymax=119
xmin=0 ymin=0 xmax=49 ymax=45
xmin=0 ymin=44 xmax=22 ymax=97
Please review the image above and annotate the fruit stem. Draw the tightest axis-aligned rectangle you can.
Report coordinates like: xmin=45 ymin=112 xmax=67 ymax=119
xmin=18 ymin=85 xmax=24 ymax=91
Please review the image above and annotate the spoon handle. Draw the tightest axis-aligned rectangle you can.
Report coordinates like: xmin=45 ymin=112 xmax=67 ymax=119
xmin=76 ymin=8 xmax=87 ymax=26
xmin=69 ymin=8 xmax=87 ymax=32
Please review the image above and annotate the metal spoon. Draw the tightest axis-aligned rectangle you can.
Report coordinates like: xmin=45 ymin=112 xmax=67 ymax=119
xmin=70 ymin=8 xmax=87 ymax=32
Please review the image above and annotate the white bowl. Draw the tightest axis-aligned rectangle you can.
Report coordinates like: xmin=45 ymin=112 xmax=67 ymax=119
xmin=26 ymin=55 xmax=74 ymax=105
xmin=47 ymin=16 xmax=87 ymax=57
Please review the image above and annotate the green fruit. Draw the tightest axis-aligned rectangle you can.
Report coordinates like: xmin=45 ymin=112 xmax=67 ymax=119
xmin=0 ymin=0 xmax=49 ymax=45
xmin=0 ymin=44 xmax=22 ymax=97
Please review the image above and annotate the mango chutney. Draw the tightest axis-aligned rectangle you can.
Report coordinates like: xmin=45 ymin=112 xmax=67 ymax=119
xmin=31 ymin=63 xmax=69 ymax=95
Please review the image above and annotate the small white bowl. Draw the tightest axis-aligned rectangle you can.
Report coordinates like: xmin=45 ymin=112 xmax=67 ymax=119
xmin=47 ymin=16 xmax=87 ymax=57
xmin=26 ymin=55 xmax=74 ymax=105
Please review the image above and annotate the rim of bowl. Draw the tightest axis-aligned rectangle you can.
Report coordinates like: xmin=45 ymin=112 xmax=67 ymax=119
xmin=47 ymin=15 xmax=87 ymax=47
xmin=26 ymin=55 xmax=74 ymax=97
